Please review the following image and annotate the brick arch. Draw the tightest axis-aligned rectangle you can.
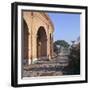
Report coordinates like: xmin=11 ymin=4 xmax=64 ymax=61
xmin=22 ymin=18 xmax=29 ymax=65
xmin=37 ymin=26 xmax=47 ymax=60
xmin=22 ymin=11 xmax=54 ymax=64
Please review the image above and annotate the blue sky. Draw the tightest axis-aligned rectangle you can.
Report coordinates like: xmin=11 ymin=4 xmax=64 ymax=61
xmin=48 ymin=12 xmax=80 ymax=44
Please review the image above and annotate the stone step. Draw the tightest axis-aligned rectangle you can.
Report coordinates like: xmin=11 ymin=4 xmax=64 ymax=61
xmin=23 ymin=70 xmax=63 ymax=77
xmin=23 ymin=55 xmax=69 ymax=77
xmin=24 ymin=62 xmax=68 ymax=71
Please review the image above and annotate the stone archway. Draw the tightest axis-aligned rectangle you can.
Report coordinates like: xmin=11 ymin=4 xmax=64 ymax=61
xmin=22 ymin=11 xmax=54 ymax=64
xmin=23 ymin=19 xmax=29 ymax=64
xmin=37 ymin=27 xmax=47 ymax=60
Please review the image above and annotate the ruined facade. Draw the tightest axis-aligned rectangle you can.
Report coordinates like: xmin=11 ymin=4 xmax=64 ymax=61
xmin=22 ymin=11 xmax=54 ymax=64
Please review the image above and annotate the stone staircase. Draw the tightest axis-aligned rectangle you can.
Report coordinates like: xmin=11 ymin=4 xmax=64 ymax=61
xmin=23 ymin=55 xmax=69 ymax=77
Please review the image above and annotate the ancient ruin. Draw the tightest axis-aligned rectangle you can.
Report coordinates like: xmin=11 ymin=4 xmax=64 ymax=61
xmin=22 ymin=11 xmax=54 ymax=64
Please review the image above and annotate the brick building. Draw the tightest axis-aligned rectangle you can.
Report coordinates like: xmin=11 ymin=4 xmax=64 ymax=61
xmin=22 ymin=11 xmax=54 ymax=64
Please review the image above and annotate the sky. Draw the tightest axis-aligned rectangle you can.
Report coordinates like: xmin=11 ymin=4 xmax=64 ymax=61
xmin=48 ymin=12 xmax=80 ymax=44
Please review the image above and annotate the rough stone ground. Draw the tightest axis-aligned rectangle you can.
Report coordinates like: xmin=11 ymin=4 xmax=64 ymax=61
xmin=23 ymin=55 xmax=69 ymax=77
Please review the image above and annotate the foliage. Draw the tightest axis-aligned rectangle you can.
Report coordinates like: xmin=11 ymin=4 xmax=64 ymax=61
xmin=53 ymin=40 xmax=70 ymax=54
xmin=54 ymin=40 xmax=70 ymax=48
xmin=65 ymin=43 xmax=80 ymax=75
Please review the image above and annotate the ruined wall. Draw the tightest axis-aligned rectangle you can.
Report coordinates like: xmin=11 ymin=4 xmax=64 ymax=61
xmin=23 ymin=11 xmax=54 ymax=64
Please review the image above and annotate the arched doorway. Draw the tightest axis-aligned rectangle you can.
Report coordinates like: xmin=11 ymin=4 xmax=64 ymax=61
xmin=22 ymin=19 xmax=29 ymax=64
xmin=37 ymin=27 xmax=47 ymax=60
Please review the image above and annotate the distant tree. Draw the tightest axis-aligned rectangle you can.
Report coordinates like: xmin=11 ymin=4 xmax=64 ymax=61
xmin=53 ymin=40 xmax=70 ymax=54
xmin=54 ymin=40 xmax=70 ymax=48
